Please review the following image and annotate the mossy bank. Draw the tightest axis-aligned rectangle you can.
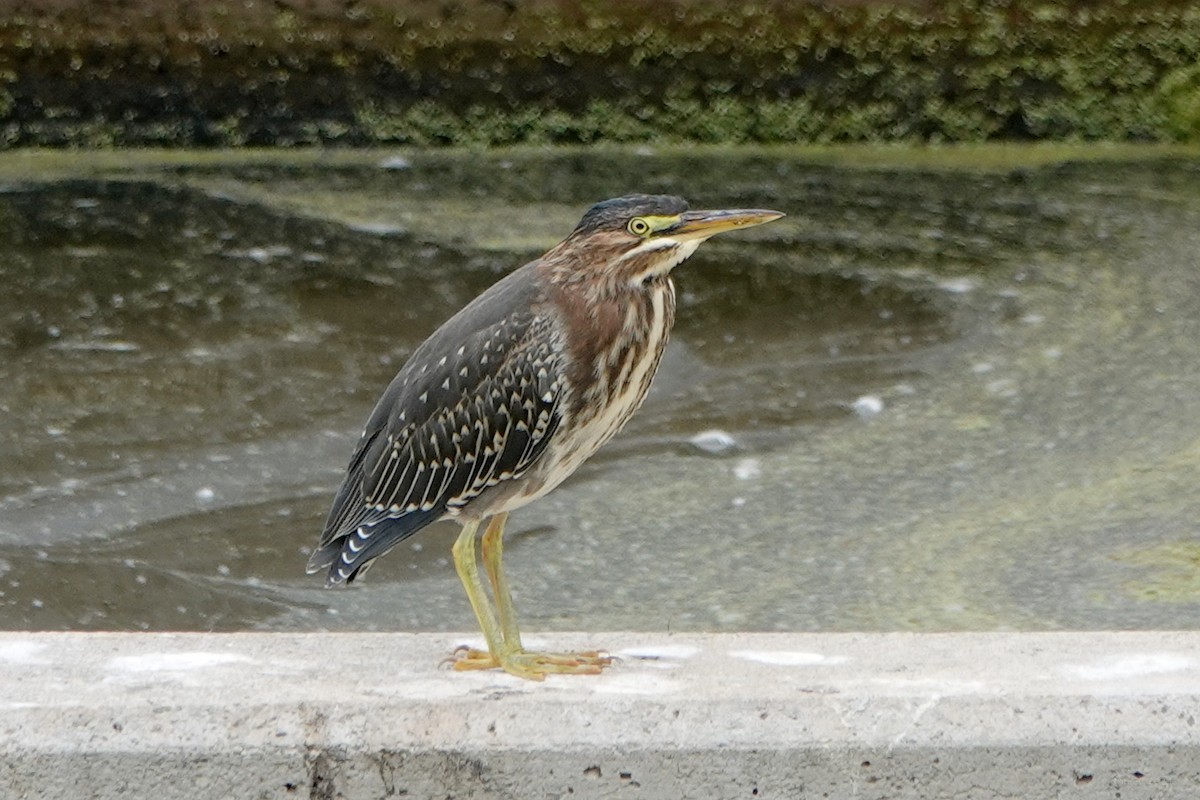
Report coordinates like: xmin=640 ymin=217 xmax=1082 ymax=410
xmin=1 ymin=0 xmax=1198 ymax=147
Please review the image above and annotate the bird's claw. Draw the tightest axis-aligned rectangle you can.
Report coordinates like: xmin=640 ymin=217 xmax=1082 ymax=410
xmin=448 ymin=645 xmax=615 ymax=680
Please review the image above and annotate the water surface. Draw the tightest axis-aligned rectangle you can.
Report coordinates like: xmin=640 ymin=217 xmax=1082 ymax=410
xmin=1 ymin=148 xmax=1198 ymax=633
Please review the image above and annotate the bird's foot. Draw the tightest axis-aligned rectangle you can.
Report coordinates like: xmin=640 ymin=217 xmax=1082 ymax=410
xmin=449 ymin=645 xmax=614 ymax=681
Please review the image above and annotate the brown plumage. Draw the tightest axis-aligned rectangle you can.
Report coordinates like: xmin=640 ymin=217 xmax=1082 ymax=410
xmin=309 ymin=194 xmax=783 ymax=679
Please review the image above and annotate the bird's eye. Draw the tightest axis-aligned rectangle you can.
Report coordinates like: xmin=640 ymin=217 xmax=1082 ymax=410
xmin=627 ymin=217 xmax=651 ymax=236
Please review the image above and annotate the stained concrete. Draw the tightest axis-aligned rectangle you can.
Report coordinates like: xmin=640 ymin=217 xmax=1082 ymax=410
xmin=1 ymin=631 xmax=1198 ymax=799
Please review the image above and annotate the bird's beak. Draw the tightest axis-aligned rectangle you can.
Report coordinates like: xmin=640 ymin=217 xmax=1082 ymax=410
xmin=665 ymin=208 xmax=785 ymax=241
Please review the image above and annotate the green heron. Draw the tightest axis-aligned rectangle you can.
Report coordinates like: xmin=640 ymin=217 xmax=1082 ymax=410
xmin=309 ymin=194 xmax=783 ymax=680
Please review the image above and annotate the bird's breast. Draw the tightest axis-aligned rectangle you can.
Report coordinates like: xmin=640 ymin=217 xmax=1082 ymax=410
xmin=588 ymin=281 xmax=676 ymax=435
xmin=530 ymin=280 xmax=677 ymax=493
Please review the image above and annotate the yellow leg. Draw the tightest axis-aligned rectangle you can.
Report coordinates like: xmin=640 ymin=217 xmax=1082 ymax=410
xmin=450 ymin=520 xmax=504 ymax=658
xmin=480 ymin=512 xmax=523 ymax=649
xmin=451 ymin=514 xmax=615 ymax=681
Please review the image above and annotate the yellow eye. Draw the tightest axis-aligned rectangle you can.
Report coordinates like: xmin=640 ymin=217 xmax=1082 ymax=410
xmin=627 ymin=217 xmax=651 ymax=236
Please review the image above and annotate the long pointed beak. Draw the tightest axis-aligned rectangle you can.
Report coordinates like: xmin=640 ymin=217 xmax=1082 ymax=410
xmin=666 ymin=208 xmax=785 ymax=241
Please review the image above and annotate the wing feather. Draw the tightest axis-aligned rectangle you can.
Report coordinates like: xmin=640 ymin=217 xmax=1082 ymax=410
xmin=309 ymin=275 xmax=564 ymax=585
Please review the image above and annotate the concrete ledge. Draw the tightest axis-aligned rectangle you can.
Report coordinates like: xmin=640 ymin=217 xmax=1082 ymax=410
xmin=1 ymin=632 xmax=1198 ymax=799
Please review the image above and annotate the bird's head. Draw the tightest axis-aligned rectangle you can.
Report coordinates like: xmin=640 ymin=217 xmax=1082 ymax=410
xmin=546 ymin=194 xmax=784 ymax=293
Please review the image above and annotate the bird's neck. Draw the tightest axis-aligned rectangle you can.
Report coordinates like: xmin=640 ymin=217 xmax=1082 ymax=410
xmin=551 ymin=275 xmax=676 ymax=423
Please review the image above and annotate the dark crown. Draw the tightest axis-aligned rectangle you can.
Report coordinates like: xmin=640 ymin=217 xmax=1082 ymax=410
xmin=573 ymin=194 xmax=689 ymax=235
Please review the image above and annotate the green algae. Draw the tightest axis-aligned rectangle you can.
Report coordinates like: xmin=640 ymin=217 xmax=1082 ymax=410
xmin=1117 ymin=542 xmax=1200 ymax=603
xmin=2 ymin=0 xmax=1200 ymax=147
xmin=3 ymin=142 xmax=1200 ymax=184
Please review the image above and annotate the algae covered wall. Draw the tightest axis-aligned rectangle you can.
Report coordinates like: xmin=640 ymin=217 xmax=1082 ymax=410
xmin=0 ymin=0 xmax=1198 ymax=147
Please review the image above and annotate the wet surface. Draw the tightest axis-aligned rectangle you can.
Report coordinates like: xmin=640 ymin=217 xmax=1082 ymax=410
xmin=1 ymin=148 xmax=1198 ymax=633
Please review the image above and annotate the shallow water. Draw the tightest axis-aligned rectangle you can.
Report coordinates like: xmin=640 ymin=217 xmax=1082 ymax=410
xmin=1 ymin=148 xmax=1198 ymax=633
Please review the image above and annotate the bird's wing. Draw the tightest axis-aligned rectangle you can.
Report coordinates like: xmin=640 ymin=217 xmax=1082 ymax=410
xmin=308 ymin=302 xmax=564 ymax=585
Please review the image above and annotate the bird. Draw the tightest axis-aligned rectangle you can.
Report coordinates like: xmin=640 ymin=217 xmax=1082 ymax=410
xmin=308 ymin=194 xmax=784 ymax=680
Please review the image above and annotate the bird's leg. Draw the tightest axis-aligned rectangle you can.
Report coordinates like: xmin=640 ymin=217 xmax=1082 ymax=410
xmin=452 ymin=513 xmax=613 ymax=681
xmin=449 ymin=520 xmax=505 ymax=665
xmin=480 ymin=512 xmax=523 ymax=649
